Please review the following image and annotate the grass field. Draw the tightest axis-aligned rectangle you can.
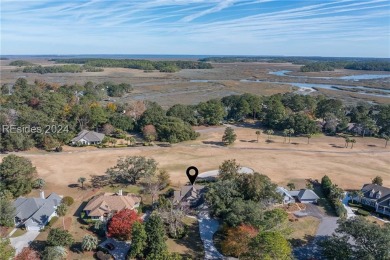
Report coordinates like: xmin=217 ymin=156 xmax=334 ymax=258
xmin=2 ymin=124 xmax=389 ymax=200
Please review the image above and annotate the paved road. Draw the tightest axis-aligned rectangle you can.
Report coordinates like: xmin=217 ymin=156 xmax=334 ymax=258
xmin=10 ymin=230 xmax=40 ymax=254
xmin=198 ymin=209 xmax=224 ymax=260
xmin=198 ymin=166 xmax=254 ymax=179
xmin=293 ymin=204 xmax=339 ymax=260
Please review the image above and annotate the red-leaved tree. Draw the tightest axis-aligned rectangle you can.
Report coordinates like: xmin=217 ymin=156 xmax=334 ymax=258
xmin=15 ymin=247 xmax=40 ymax=260
xmin=221 ymin=224 xmax=258 ymax=257
xmin=142 ymin=125 xmax=157 ymax=142
xmin=107 ymin=209 xmax=141 ymax=241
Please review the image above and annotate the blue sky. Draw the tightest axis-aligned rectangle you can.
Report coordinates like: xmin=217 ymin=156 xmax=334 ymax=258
xmin=1 ymin=0 xmax=389 ymax=57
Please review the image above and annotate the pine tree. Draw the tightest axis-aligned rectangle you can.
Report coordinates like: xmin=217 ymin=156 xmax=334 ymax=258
xmin=130 ymin=221 xmax=147 ymax=259
xmin=222 ymin=127 xmax=237 ymax=145
xmin=144 ymin=214 xmax=167 ymax=258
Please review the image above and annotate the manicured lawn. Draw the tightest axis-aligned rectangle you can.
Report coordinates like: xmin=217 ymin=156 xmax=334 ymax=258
xmin=103 ymin=185 xmax=142 ymax=194
xmin=288 ymin=216 xmax=321 ymax=247
xmin=10 ymin=228 xmax=27 ymax=238
xmin=166 ymin=217 xmax=204 ymax=259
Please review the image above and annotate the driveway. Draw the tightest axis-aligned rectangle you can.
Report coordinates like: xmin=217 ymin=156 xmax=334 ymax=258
xmin=198 ymin=208 xmax=224 ymax=260
xmin=293 ymin=204 xmax=339 ymax=260
xmin=10 ymin=230 xmax=40 ymax=254
xmin=99 ymin=238 xmax=130 ymax=260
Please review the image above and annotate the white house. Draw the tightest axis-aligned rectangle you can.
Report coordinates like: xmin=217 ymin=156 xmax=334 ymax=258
xmin=71 ymin=130 xmax=105 ymax=145
xmin=13 ymin=191 xmax=62 ymax=231
xmin=276 ymin=187 xmax=295 ymax=204
xmin=277 ymin=187 xmax=320 ymax=204
xmin=359 ymin=184 xmax=390 ymax=217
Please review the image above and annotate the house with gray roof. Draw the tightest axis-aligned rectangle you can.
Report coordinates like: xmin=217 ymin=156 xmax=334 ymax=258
xmin=13 ymin=191 xmax=62 ymax=231
xmin=173 ymin=185 xmax=205 ymax=208
xmin=277 ymin=187 xmax=319 ymax=204
xmin=71 ymin=130 xmax=105 ymax=145
xmin=276 ymin=187 xmax=295 ymax=204
xmin=359 ymin=184 xmax=390 ymax=217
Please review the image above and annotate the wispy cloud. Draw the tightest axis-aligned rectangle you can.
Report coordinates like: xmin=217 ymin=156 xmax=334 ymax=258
xmin=180 ymin=0 xmax=237 ymax=22
xmin=0 ymin=0 xmax=389 ymax=57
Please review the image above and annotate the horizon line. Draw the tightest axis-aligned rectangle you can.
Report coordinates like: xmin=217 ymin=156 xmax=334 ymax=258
xmin=1 ymin=53 xmax=390 ymax=59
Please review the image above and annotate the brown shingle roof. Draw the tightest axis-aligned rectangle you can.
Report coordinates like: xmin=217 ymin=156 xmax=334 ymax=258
xmin=84 ymin=193 xmax=141 ymax=217
xmin=173 ymin=185 xmax=204 ymax=204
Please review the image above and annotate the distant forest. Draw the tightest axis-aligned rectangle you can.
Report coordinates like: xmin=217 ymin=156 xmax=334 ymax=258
xmin=200 ymin=56 xmax=390 ymax=72
xmin=0 ymin=78 xmax=389 ymax=152
xmin=51 ymin=58 xmax=213 ymax=72
xmin=19 ymin=64 xmax=104 ymax=74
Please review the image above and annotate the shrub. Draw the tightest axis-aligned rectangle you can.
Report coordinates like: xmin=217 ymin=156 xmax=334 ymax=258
xmin=62 ymin=196 xmax=74 ymax=206
xmin=348 ymin=202 xmax=361 ymax=208
xmin=356 ymin=209 xmax=370 ymax=216
xmin=335 ymin=202 xmax=347 ymax=218
xmin=47 ymin=228 xmax=74 ymax=247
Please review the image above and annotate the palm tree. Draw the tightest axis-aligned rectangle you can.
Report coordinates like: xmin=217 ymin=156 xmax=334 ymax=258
xmin=129 ymin=136 xmax=136 ymax=146
xmin=56 ymin=203 xmax=67 ymax=229
xmin=81 ymin=235 xmax=98 ymax=251
xmin=255 ymin=131 xmax=261 ymax=143
xmin=382 ymin=134 xmax=389 ymax=148
xmin=112 ymin=138 xmax=117 ymax=147
xmin=350 ymin=190 xmax=358 ymax=204
xmin=78 ymin=177 xmax=86 ymax=188
xmin=344 ymin=137 xmax=350 ymax=148
xmin=283 ymin=129 xmax=289 ymax=143
xmin=350 ymin=139 xmax=356 ymax=149
xmin=288 ymin=128 xmax=295 ymax=143
xmin=306 ymin=134 xmax=312 ymax=144
xmin=356 ymin=190 xmax=364 ymax=204
xmin=266 ymin=130 xmax=274 ymax=141
xmin=34 ymin=178 xmax=46 ymax=189
xmin=287 ymin=182 xmax=295 ymax=191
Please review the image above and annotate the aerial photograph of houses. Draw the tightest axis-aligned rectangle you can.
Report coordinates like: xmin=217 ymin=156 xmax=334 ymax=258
xmin=0 ymin=0 xmax=389 ymax=259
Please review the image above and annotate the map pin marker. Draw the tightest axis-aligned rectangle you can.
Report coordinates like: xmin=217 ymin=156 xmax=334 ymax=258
xmin=186 ymin=166 xmax=199 ymax=185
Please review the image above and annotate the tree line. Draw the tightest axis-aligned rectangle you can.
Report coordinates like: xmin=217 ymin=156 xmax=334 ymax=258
xmin=300 ymin=61 xmax=390 ymax=72
xmin=198 ymin=56 xmax=390 ymax=72
xmin=9 ymin=60 xmax=36 ymax=66
xmin=1 ymin=78 xmax=389 ymax=152
xmin=19 ymin=64 xmax=103 ymax=74
xmin=50 ymin=58 xmax=213 ymax=72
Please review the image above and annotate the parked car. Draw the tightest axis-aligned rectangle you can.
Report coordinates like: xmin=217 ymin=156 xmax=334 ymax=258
xmin=105 ymin=243 xmax=115 ymax=250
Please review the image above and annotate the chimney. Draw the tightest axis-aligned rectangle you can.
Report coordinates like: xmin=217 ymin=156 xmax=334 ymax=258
xmin=118 ymin=189 xmax=123 ymax=196
xmin=40 ymin=190 xmax=45 ymax=199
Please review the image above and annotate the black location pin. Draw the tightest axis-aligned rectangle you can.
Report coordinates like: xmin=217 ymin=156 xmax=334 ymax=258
xmin=186 ymin=166 xmax=199 ymax=185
